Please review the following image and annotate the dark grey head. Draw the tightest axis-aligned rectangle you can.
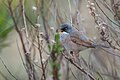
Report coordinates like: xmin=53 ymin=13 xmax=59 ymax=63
xmin=60 ymin=23 xmax=73 ymax=33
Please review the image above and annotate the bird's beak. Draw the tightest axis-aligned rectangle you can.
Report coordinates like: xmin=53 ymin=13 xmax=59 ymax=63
xmin=60 ymin=27 xmax=64 ymax=32
xmin=56 ymin=29 xmax=62 ymax=34
xmin=60 ymin=29 xmax=63 ymax=32
xmin=56 ymin=28 xmax=64 ymax=32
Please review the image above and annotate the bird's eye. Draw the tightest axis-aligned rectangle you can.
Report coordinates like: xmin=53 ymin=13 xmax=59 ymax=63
xmin=65 ymin=27 xmax=68 ymax=30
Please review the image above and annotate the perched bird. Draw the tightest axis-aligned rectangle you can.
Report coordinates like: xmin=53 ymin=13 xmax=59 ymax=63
xmin=59 ymin=23 xmax=109 ymax=57
xmin=60 ymin=23 xmax=109 ymax=49
xmin=60 ymin=32 xmax=80 ymax=55
xmin=60 ymin=23 xmax=120 ymax=68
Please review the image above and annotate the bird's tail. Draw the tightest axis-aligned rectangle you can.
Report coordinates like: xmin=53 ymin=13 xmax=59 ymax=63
xmin=92 ymin=44 xmax=110 ymax=48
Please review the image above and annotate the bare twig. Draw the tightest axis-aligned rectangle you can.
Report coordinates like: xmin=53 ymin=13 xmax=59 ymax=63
xmin=16 ymin=39 xmax=27 ymax=72
xmin=19 ymin=0 xmax=36 ymax=79
xmin=66 ymin=60 xmax=70 ymax=80
xmin=68 ymin=0 xmax=72 ymax=24
xmin=87 ymin=0 xmax=120 ymax=52
xmin=8 ymin=0 xmax=36 ymax=80
xmin=94 ymin=0 xmax=120 ymax=27
xmin=40 ymin=0 xmax=49 ymax=43
xmin=62 ymin=53 xmax=96 ymax=80
xmin=21 ymin=0 xmax=29 ymax=38
xmin=0 ymin=56 xmax=17 ymax=80
xmin=7 ymin=0 xmax=26 ymax=53
xmin=70 ymin=68 xmax=79 ymax=80
xmin=0 ymin=71 xmax=8 ymax=80
xmin=36 ymin=26 xmax=46 ymax=80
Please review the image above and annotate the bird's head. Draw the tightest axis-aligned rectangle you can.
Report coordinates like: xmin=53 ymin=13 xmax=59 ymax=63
xmin=60 ymin=23 xmax=73 ymax=33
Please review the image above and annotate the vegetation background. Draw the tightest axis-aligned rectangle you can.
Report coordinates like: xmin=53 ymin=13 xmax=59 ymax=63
xmin=0 ymin=0 xmax=120 ymax=80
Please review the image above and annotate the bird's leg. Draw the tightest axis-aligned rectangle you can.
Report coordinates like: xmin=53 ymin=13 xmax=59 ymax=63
xmin=70 ymin=51 xmax=75 ymax=61
xmin=69 ymin=51 xmax=80 ymax=65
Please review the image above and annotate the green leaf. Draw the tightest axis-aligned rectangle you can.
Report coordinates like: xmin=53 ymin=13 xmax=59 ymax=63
xmin=49 ymin=60 xmax=60 ymax=68
xmin=55 ymin=33 xmax=61 ymax=54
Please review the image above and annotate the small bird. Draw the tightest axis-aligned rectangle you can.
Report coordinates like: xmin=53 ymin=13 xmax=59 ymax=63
xmin=60 ymin=23 xmax=109 ymax=56
xmin=60 ymin=32 xmax=81 ymax=54
xmin=60 ymin=31 xmax=81 ymax=61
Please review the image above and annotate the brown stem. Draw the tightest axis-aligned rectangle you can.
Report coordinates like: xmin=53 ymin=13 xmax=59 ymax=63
xmin=63 ymin=53 xmax=96 ymax=80
xmin=8 ymin=0 xmax=36 ymax=80
xmin=36 ymin=27 xmax=46 ymax=80
xmin=51 ymin=45 xmax=59 ymax=80
xmin=41 ymin=0 xmax=49 ymax=43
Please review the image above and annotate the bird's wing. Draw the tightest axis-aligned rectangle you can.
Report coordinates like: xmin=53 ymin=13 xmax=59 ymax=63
xmin=60 ymin=32 xmax=82 ymax=54
xmin=70 ymin=36 xmax=95 ymax=48
xmin=70 ymin=31 xmax=95 ymax=48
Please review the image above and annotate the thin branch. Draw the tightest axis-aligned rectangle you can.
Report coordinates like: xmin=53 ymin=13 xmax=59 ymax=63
xmin=0 ymin=56 xmax=18 ymax=80
xmin=21 ymin=0 xmax=29 ymax=37
xmin=7 ymin=0 xmax=26 ymax=54
xmin=40 ymin=0 xmax=49 ymax=43
xmin=94 ymin=0 xmax=120 ymax=27
xmin=0 ymin=70 xmax=8 ymax=80
xmin=68 ymin=0 xmax=72 ymax=24
xmin=100 ymin=47 xmax=120 ymax=58
xmin=70 ymin=68 xmax=79 ymax=80
xmin=36 ymin=27 xmax=46 ymax=80
xmin=62 ymin=53 xmax=96 ymax=80
xmin=65 ymin=60 xmax=69 ymax=80
xmin=16 ymin=39 xmax=27 ymax=72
